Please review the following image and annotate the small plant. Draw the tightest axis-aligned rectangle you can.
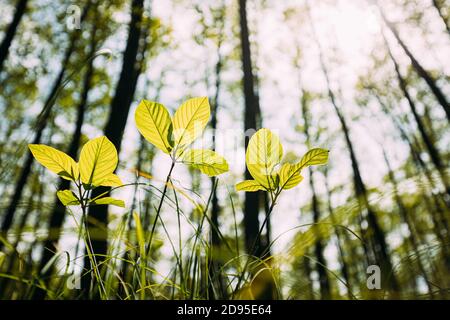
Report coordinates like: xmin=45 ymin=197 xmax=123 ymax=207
xmin=135 ymin=97 xmax=228 ymax=229
xmin=29 ymin=136 xmax=124 ymax=298
xmin=236 ymin=128 xmax=328 ymax=195
xmin=29 ymin=136 xmax=124 ymax=209
xmin=234 ymin=128 xmax=328 ymax=295
xmin=135 ymin=96 xmax=229 ymax=295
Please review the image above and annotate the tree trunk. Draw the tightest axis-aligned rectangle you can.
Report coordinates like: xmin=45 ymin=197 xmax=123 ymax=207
xmin=119 ymin=74 xmax=161 ymax=298
xmin=81 ymin=0 xmax=146 ymax=297
xmin=0 ymin=0 xmax=29 ymax=75
xmin=383 ymin=34 xmax=450 ymax=200
xmin=324 ymin=167 xmax=356 ymax=299
xmin=32 ymin=8 xmax=99 ymax=299
xmin=208 ymin=26 xmax=227 ymax=299
xmin=373 ymin=90 xmax=450 ymax=292
xmin=381 ymin=148 xmax=434 ymax=296
xmin=299 ymin=86 xmax=331 ymax=299
xmin=0 ymin=3 xmax=90 ymax=250
xmin=379 ymin=7 xmax=450 ymax=122
xmin=306 ymin=3 xmax=400 ymax=295
xmin=432 ymin=0 xmax=450 ymax=36
xmin=238 ymin=0 xmax=263 ymax=258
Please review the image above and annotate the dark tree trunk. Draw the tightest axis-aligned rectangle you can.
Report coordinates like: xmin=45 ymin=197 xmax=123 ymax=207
xmin=432 ymin=0 xmax=450 ymax=36
xmin=119 ymin=75 xmax=161 ymax=298
xmin=384 ymin=34 xmax=450 ymax=200
xmin=0 ymin=172 xmax=38 ymax=297
xmin=324 ymin=168 xmax=356 ymax=299
xmin=373 ymin=90 xmax=450 ymax=292
xmin=379 ymin=7 xmax=450 ymax=122
xmin=0 ymin=0 xmax=29 ymax=75
xmin=238 ymin=0 xmax=263 ymax=258
xmin=210 ymin=39 xmax=223 ymax=251
xmin=32 ymin=8 xmax=99 ymax=299
xmin=302 ymin=257 xmax=315 ymax=299
xmin=299 ymin=86 xmax=331 ymax=299
xmin=310 ymin=172 xmax=331 ymax=299
xmin=208 ymin=27 xmax=227 ymax=298
xmin=381 ymin=148 xmax=434 ymax=296
xmin=373 ymin=92 xmax=449 ymax=243
xmin=0 ymin=4 xmax=90 ymax=250
xmin=81 ymin=0 xmax=146 ymax=297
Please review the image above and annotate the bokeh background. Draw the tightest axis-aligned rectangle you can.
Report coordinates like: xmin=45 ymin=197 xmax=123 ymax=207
xmin=0 ymin=0 xmax=449 ymax=299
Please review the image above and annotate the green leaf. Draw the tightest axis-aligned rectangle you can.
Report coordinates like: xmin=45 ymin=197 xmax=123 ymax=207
xmin=182 ymin=149 xmax=229 ymax=176
xmin=133 ymin=212 xmax=145 ymax=257
xmin=99 ymin=173 xmax=123 ymax=187
xmin=56 ymin=190 xmax=80 ymax=206
xmin=278 ymin=163 xmax=304 ymax=190
xmin=235 ymin=180 xmax=266 ymax=192
xmin=29 ymin=144 xmax=79 ymax=180
xmin=135 ymin=100 xmax=173 ymax=154
xmin=90 ymin=196 xmax=125 ymax=208
xmin=172 ymin=97 xmax=210 ymax=152
xmin=295 ymin=148 xmax=329 ymax=171
xmin=79 ymin=136 xmax=118 ymax=186
xmin=245 ymin=128 xmax=283 ymax=190
xmin=0 ymin=252 xmax=5 ymax=268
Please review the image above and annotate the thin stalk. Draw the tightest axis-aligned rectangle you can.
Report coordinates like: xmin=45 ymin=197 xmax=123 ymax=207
xmin=171 ymin=180 xmax=185 ymax=297
xmin=76 ymin=182 xmax=107 ymax=299
xmin=145 ymin=160 xmax=175 ymax=257
xmin=232 ymin=190 xmax=279 ymax=298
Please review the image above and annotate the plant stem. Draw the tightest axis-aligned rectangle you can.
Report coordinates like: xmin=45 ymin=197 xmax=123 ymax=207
xmin=232 ymin=191 xmax=279 ymax=298
xmin=171 ymin=180 xmax=185 ymax=297
xmin=76 ymin=183 xmax=106 ymax=299
xmin=145 ymin=160 xmax=175 ymax=258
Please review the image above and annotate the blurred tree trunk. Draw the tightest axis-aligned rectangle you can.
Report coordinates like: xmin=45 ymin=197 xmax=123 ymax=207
xmin=381 ymin=148 xmax=434 ymax=296
xmin=324 ymin=167 xmax=356 ymax=299
xmin=379 ymin=7 xmax=450 ymax=122
xmin=302 ymin=257 xmax=315 ymax=299
xmin=0 ymin=171 xmax=37 ymax=297
xmin=0 ymin=0 xmax=29 ymax=75
xmin=238 ymin=0 xmax=263 ymax=258
xmin=0 ymin=3 xmax=91 ymax=251
xmin=119 ymin=74 xmax=161 ymax=298
xmin=300 ymin=89 xmax=331 ymax=299
xmin=81 ymin=0 xmax=146 ymax=297
xmin=432 ymin=0 xmax=450 ymax=35
xmin=238 ymin=0 xmax=274 ymax=300
xmin=374 ymin=92 xmax=449 ymax=227
xmin=306 ymin=4 xmax=400 ymax=295
xmin=32 ymin=7 xmax=99 ymax=299
xmin=208 ymin=21 xmax=226 ymax=298
xmin=373 ymin=90 xmax=450 ymax=291
xmin=383 ymin=34 xmax=450 ymax=202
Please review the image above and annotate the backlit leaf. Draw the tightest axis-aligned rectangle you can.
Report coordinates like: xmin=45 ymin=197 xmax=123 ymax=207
xmin=245 ymin=128 xmax=283 ymax=190
xmin=278 ymin=163 xmax=304 ymax=190
xmin=100 ymin=173 xmax=123 ymax=187
xmin=135 ymin=100 xmax=173 ymax=154
xmin=235 ymin=180 xmax=266 ymax=192
xmin=295 ymin=148 xmax=329 ymax=171
xmin=0 ymin=252 xmax=5 ymax=268
xmin=56 ymin=190 xmax=80 ymax=206
xmin=90 ymin=196 xmax=125 ymax=208
xmin=172 ymin=97 xmax=210 ymax=152
xmin=182 ymin=149 xmax=228 ymax=176
xmin=79 ymin=136 xmax=118 ymax=186
xmin=29 ymin=144 xmax=79 ymax=180
xmin=133 ymin=212 xmax=145 ymax=256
